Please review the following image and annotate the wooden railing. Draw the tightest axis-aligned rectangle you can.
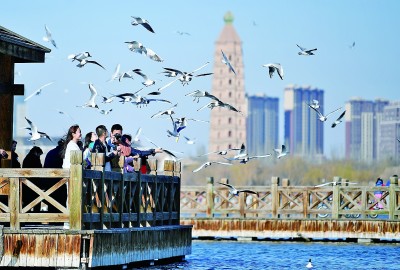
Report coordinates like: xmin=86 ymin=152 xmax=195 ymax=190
xmin=180 ymin=176 xmax=400 ymax=220
xmin=0 ymin=151 xmax=181 ymax=230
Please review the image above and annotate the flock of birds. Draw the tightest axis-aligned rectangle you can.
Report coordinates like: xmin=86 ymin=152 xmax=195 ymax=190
xmin=25 ymin=16 xmax=348 ymax=182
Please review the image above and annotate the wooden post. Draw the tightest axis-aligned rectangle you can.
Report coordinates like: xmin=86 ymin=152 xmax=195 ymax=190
xmin=206 ymin=177 xmax=214 ymax=217
xmin=91 ymin=153 xmax=105 ymax=171
xmin=0 ymin=54 xmax=14 ymax=169
xmin=389 ymin=175 xmax=398 ymax=219
xmin=271 ymin=176 xmax=279 ymax=218
xmin=9 ymin=177 xmax=19 ymax=230
xmin=174 ymin=161 xmax=181 ymax=178
xmin=332 ymin=176 xmax=341 ymax=219
xmin=133 ymin=158 xmax=141 ymax=172
xmin=220 ymin=178 xmax=229 ymax=216
xmin=148 ymin=159 xmax=157 ymax=175
xmin=164 ymin=160 xmax=174 ymax=176
xmin=69 ymin=150 xmax=83 ymax=230
xmin=281 ymin=178 xmax=290 ymax=218
xmin=111 ymin=155 xmax=124 ymax=173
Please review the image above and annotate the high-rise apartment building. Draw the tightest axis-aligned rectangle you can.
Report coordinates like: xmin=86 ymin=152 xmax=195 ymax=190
xmin=209 ymin=12 xmax=247 ymax=156
xmin=376 ymin=101 xmax=400 ymax=162
xmin=284 ymin=85 xmax=324 ymax=157
xmin=247 ymin=94 xmax=279 ymax=156
xmin=345 ymin=98 xmax=389 ymax=162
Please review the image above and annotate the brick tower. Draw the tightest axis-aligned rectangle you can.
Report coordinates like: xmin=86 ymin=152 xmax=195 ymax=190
xmin=208 ymin=12 xmax=247 ymax=157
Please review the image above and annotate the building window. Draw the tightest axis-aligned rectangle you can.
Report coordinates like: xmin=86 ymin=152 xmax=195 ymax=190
xmin=228 ymin=131 xmax=232 ymax=137
xmin=229 ymin=92 xmax=232 ymax=98
xmin=228 ymin=144 xmax=232 ymax=149
xmin=228 ymin=117 xmax=232 ymax=124
xmin=229 ymin=79 xmax=232 ymax=85
xmin=229 ymin=55 xmax=232 ymax=61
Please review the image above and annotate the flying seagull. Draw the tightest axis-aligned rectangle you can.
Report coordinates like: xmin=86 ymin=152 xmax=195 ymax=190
xmin=185 ymin=90 xmax=219 ymax=103
xmin=296 ymin=44 xmax=317 ymax=56
xmin=68 ymin=51 xmax=91 ymax=62
xmin=24 ymin=82 xmax=54 ymax=102
xmin=274 ymin=145 xmax=289 ymax=159
xmin=107 ymin=64 xmax=121 ymax=82
xmin=218 ymin=182 xmax=257 ymax=196
xmin=151 ymin=103 xmax=178 ymax=118
xmin=131 ymin=16 xmax=155 ymax=33
xmin=309 ymin=105 xmax=342 ymax=122
xmin=184 ymin=136 xmax=196 ymax=145
xmin=262 ymin=63 xmax=284 ymax=80
xmin=77 ymin=84 xmax=99 ymax=109
xmin=221 ymin=50 xmax=236 ymax=75
xmin=99 ymin=109 xmax=113 ymax=115
xmin=24 ymin=117 xmax=52 ymax=142
xmin=199 ymin=148 xmax=240 ymax=157
xmin=55 ymin=109 xmax=74 ymax=120
xmin=174 ymin=117 xmax=209 ymax=133
xmin=331 ymin=110 xmax=346 ymax=128
xmin=349 ymin=41 xmax=356 ymax=49
xmin=75 ymin=58 xmax=105 ymax=69
xmin=235 ymin=154 xmax=272 ymax=164
xmin=125 ymin=41 xmax=146 ymax=54
xmin=132 ymin=69 xmax=156 ymax=87
xmin=43 ymin=25 xmax=57 ymax=48
xmin=315 ymin=181 xmax=357 ymax=187
xmin=192 ymin=161 xmax=232 ymax=172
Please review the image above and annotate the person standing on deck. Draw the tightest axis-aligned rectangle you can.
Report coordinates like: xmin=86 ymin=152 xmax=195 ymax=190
xmin=91 ymin=125 xmax=119 ymax=171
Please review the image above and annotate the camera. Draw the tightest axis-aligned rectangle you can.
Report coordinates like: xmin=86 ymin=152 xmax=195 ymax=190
xmin=113 ymin=133 xmax=122 ymax=144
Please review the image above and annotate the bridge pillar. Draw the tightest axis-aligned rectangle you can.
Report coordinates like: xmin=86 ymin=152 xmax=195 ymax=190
xmin=271 ymin=177 xmax=279 ymax=218
xmin=206 ymin=177 xmax=214 ymax=217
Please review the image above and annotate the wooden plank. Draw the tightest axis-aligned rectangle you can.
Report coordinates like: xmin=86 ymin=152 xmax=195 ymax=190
xmin=48 ymin=233 xmax=57 ymax=267
xmin=69 ymin=150 xmax=83 ymax=230
xmin=25 ymin=233 xmax=36 ymax=267
xmin=41 ymin=232 xmax=51 ymax=266
xmin=64 ymin=234 xmax=73 ymax=267
xmin=0 ymin=83 xmax=24 ymax=95
xmin=17 ymin=233 xmax=28 ymax=267
xmin=0 ymin=40 xmax=48 ymax=63
xmin=33 ymin=233 xmax=44 ymax=266
xmin=56 ymin=233 xmax=66 ymax=267
xmin=71 ymin=235 xmax=81 ymax=268
xmin=0 ymin=168 xmax=69 ymax=178
xmin=9 ymin=177 xmax=19 ymax=229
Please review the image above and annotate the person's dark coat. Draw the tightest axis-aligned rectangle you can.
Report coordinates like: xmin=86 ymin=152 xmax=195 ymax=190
xmin=44 ymin=145 xmax=63 ymax=168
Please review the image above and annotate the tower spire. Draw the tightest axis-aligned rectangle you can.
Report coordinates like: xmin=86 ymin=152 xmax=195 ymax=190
xmin=223 ymin=11 xmax=234 ymax=24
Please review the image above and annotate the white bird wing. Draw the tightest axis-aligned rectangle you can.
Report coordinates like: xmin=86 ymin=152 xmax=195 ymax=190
xmin=151 ymin=103 xmax=177 ymax=118
xmin=134 ymin=127 xmax=142 ymax=141
xmin=193 ymin=162 xmax=209 ymax=172
xmin=308 ymin=105 xmax=323 ymax=118
xmin=197 ymin=102 xmax=213 ymax=111
xmin=189 ymin=62 xmax=210 ymax=75
xmin=44 ymin=25 xmax=57 ymax=48
xmin=158 ymin=77 xmax=180 ymax=92
xmin=185 ymin=90 xmax=203 ymax=97
xmin=25 ymin=117 xmax=38 ymax=134
xmin=24 ymin=82 xmax=54 ymax=101
xmin=325 ymin=107 xmax=342 ymax=117
xmin=248 ymin=154 xmax=271 ymax=160
xmin=212 ymin=161 xmax=232 ymax=166
xmin=88 ymin=84 xmax=98 ymax=104
xmin=336 ymin=110 xmax=346 ymax=121
xmin=221 ymin=50 xmax=236 ymax=75
xmin=145 ymin=48 xmax=163 ymax=62
xmin=108 ymin=64 xmax=120 ymax=81
xmin=218 ymin=182 xmax=235 ymax=191
xmin=296 ymin=44 xmax=306 ymax=51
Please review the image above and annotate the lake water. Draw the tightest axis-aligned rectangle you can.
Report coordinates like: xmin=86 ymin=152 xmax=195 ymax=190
xmin=132 ymin=240 xmax=400 ymax=269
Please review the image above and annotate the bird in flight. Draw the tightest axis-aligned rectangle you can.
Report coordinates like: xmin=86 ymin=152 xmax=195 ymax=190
xmin=198 ymin=148 xmax=240 ymax=157
xmin=184 ymin=136 xmax=196 ymax=145
xmin=331 ymin=110 xmax=346 ymax=128
xmin=151 ymin=103 xmax=178 ymax=118
xmin=349 ymin=41 xmax=356 ymax=49
xmin=221 ymin=50 xmax=236 ymax=75
xmin=132 ymin=69 xmax=156 ymax=87
xmin=274 ymin=145 xmax=289 ymax=159
xmin=192 ymin=161 xmax=232 ymax=172
xmin=296 ymin=44 xmax=317 ymax=55
xmin=68 ymin=51 xmax=91 ymax=62
xmin=75 ymin=58 xmax=105 ymax=69
xmin=218 ymin=182 xmax=258 ymax=196
xmin=315 ymin=181 xmax=357 ymax=187
xmin=262 ymin=63 xmax=284 ymax=80
xmin=43 ymin=25 xmax=57 ymax=48
xmin=77 ymin=84 xmax=99 ymax=109
xmin=24 ymin=117 xmax=52 ymax=142
xmin=185 ymin=90 xmax=219 ymax=103
xmin=24 ymin=82 xmax=54 ymax=102
xmin=309 ymin=105 xmax=342 ymax=122
xmin=131 ymin=16 xmax=155 ymax=33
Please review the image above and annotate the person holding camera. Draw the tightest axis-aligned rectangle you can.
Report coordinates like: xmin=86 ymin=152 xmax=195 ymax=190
xmin=0 ymin=149 xmax=8 ymax=159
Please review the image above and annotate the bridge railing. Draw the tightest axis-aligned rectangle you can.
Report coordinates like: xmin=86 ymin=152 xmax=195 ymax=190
xmin=180 ymin=176 xmax=400 ymax=220
xmin=0 ymin=150 xmax=181 ymax=230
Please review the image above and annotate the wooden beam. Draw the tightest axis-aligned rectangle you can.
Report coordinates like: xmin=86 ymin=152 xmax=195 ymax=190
xmin=0 ymin=82 xmax=24 ymax=95
xmin=0 ymin=42 xmax=46 ymax=63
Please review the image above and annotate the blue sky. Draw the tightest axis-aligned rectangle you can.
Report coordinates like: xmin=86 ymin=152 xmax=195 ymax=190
xmin=2 ymin=1 xmax=399 ymax=158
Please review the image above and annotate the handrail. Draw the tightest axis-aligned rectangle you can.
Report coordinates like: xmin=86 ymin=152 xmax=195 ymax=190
xmin=180 ymin=176 xmax=400 ymax=220
xmin=0 ymin=150 xmax=182 ymax=230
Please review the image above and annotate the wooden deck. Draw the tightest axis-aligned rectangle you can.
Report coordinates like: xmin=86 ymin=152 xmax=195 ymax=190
xmin=0 ymin=152 xmax=191 ymax=269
